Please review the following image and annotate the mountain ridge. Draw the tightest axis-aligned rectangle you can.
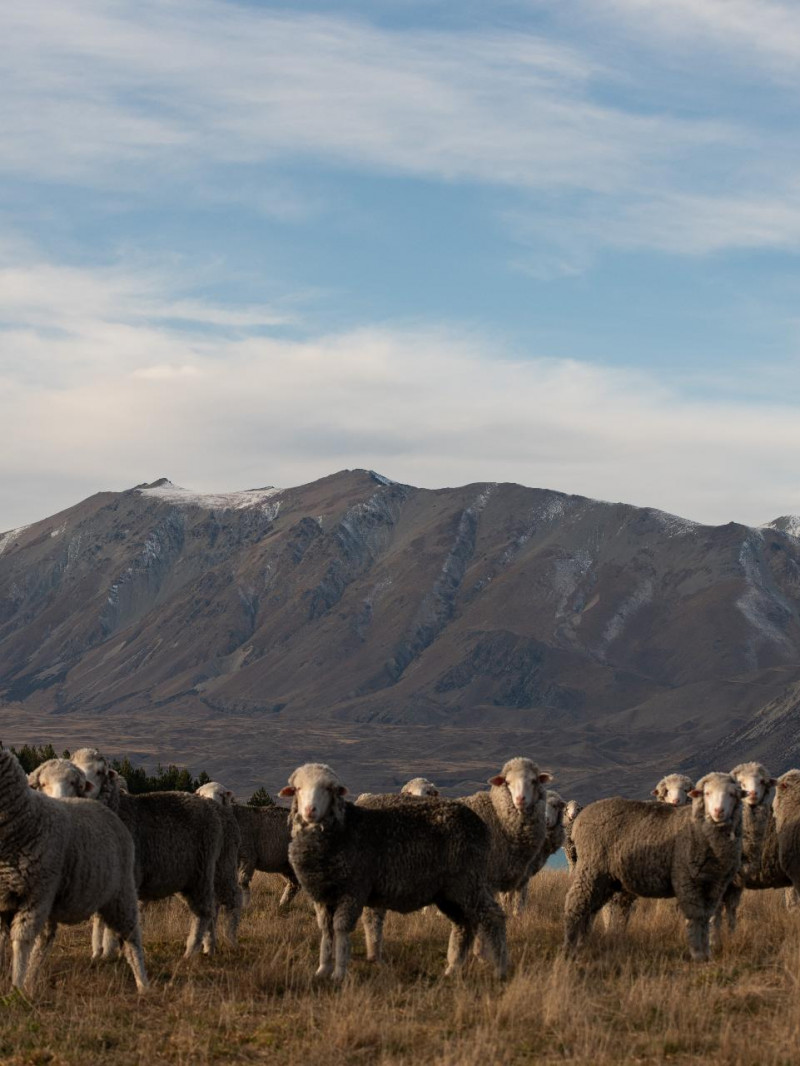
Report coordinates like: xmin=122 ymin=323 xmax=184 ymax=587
xmin=2 ymin=469 xmax=800 ymax=800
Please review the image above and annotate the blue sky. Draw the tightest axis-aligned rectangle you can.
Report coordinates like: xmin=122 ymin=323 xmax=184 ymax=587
xmin=3 ymin=0 xmax=800 ymax=529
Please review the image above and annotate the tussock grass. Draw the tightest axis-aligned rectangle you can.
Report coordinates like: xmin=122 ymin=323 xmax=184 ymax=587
xmin=2 ymin=872 xmax=800 ymax=1064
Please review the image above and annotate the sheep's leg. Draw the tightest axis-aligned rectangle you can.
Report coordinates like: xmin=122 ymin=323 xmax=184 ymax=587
xmin=91 ymin=915 xmax=106 ymax=960
xmin=786 ymin=886 xmax=800 ymax=910
xmin=476 ymin=895 xmax=508 ymax=979
xmin=332 ymin=899 xmax=361 ymax=982
xmin=602 ymin=890 xmax=636 ymax=933
xmin=445 ymin=921 xmax=476 ymax=976
xmin=99 ymin=895 xmax=148 ymax=992
xmin=685 ymin=915 xmax=711 ymax=962
xmin=563 ymin=870 xmax=616 ymax=957
xmin=181 ymin=882 xmax=216 ymax=958
xmin=10 ymin=909 xmax=47 ymax=994
xmin=238 ymin=863 xmax=253 ymax=911
xmin=314 ymin=903 xmax=334 ymax=978
xmin=214 ymin=882 xmax=242 ymax=948
xmin=102 ymin=924 xmax=122 ymax=960
xmin=362 ymin=907 xmax=385 ymax=963
xmin=279 ymin=877 xmax=300 ymax=908
xmin=24 ymin=919 xmax=57 ymax=994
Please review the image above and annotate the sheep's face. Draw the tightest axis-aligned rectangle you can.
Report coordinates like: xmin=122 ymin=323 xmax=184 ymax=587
xmin=731 ymin=763 xmax=776 ymax=808
xmin=280 ymin=763 xmax=347 ymax=825
xmin=545 ymin=791 xmax=566 ymax=830
xmin=401 ymin=777 xmax=439 ymax=797
xmin=71 ymin=748 xmax=109 ymax=798
xmin=774 ymin=770 xmax=800 ymax=821
xmin=489 ymin=758 xmax=553 ymax=813
xmin=196 ymin=781 xmax=235 ymax=806
xmin=28 ymin=759 xmax=91 ymax=799
xmin=564 ymin=800 xmax=582 ymax=826
xmin=690 ymin=773 xmax=743 ymax=825
xmin=652 ymin=774 xmax=694 ymax=806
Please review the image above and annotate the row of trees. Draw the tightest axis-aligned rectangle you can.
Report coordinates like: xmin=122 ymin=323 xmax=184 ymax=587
xmin=8 ymin=743 xmax=273 ymax=806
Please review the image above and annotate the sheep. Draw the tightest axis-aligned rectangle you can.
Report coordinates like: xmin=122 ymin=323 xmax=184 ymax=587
xmin=770 ymin=769 xmax=800 ymax=897
xmin=652 ymin=773 xmax=695 ymax=806
xmin=502 ymin=790 xmax=567 ymax=916
xmin=71 ymin=749 xmax=241 ymax=959
xmin=461 ymin=758 xmax=552 ymax=905
xmin=27 ymin=759 xmax=93 ymax=799
xmin=193 ymin=782 xmax=300 ymax=909
xmin=400 ymin=778 xmax=439 ymax=797
xmin=713 ymin=762 xmax=778 ymax=942
xmin=280 ymin=762 xmax=507 ymax=982
xmin=562 ymin=800 xmax=583 ymax=871
xmin=0 ymin=748 xmax=148 ymax=995
xmin=564 ymin=772 xmax=743 ymax=962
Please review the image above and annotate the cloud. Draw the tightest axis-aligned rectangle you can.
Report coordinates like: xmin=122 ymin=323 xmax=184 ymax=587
xmin=2 ymin=252 xmax=800 ymax=530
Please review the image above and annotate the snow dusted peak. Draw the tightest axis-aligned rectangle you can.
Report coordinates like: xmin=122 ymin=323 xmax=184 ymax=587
xmin=648 ymin=508 xmax=701 ymax=538
xmin=136 ymin=480 xmax=282 ymax=513
xmin=761 ymin=515 xmax=800 ymax=540
xmin=0 ymin=524 xmax=30 ymax=557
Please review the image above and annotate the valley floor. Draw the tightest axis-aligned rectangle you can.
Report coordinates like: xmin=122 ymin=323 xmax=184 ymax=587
xmin=1 ymin=872 xmax=798 ymax=1065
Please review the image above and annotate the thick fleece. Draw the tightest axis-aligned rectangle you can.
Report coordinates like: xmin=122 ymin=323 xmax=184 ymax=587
xmin=285 ymin=764 xmax=506 ymax=982
xmin=0 ymin=749 xmax=147 ymax=994
xmin=564 ymin=773 xmax=743 ymax=962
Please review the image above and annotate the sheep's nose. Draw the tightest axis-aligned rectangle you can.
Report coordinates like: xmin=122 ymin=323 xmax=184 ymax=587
xmin=304 ymin=805 xmax=317 ymax=820
xmin=713 ymin=806 xmax=725 ymax=820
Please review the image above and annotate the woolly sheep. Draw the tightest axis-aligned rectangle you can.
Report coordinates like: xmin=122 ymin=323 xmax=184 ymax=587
xmin=280 ymin=763 xmax=507 ymax=982
xmin=502 ymin=790 xmax=567 ymax=916
xmin=461 ymin=757 xmax=552 ymax=905
xmin=400 ymin=777 xmax=439 ymax=797
xmin=603 ymin=773 xmax=696 ymax=931
xmin=564 ymin=772 xmax=744 ymax=961
xmin=194 ymin=782 xmax=300 ymax=909
xmin=0 ymin=748 xmax=148 ymax=995
xmin=28 ymin=759 xmax=93 ymax=799
xmin=714 ymin=762 xmax=778 ymax=942
xmin=652 ymin=773 xmax=695 ymax=806
xmin=71 ymin=749 xmax=241 ymax=959
xmin=771 ymin=769 xmax=800 ymax=896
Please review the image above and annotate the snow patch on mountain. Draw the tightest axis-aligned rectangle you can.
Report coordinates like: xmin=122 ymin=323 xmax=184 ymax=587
xmin=649 ymin=509 xmax=700 ymax=537
xmin=137 ymin=480 xmax=281 ymax=514
xmin=762 ymin=515 xmax=800 ymax=540
xmin=737 ymin=535 xmax=794 ymax=661
xmin=0 ymin=525 xmax=29 ymax=557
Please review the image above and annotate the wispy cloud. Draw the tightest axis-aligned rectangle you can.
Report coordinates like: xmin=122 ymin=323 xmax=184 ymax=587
xmin=2 ymin=252 xmax=799 ymax=530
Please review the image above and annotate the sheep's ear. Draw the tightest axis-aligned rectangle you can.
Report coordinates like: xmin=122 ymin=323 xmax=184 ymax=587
xmin=768 ymin=778 xmax=778 ymax=787
xmin=278 ymin=786 xmax=296 ymax=797
xmin=539 ymin=772 xmax=553 ymax=784
xmin=430 ymin=789 xmax=440 ymax=797
xmin=488 ymin=775 xmax=506 ymax=787
xmin=779 ymin=781 xmax=789 ymax=790
xmin=83 ymin=780 xmax=94 ymax=795
xmin=688 ymin=788 xmax=702 ymax=799
xmin=225 ymin=790 xmax=234 ymax=800
xmin=651 ymin=788 xmax=659 ymax=796
xmin=336 ymin=785 xmax=348 ymax=797
xmin=108 ymin=769 xmax=119 ymax=782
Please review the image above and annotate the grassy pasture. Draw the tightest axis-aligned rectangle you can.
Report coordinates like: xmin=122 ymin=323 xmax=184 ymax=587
xmin=1 ymin=871 xmax=799 ymax=1065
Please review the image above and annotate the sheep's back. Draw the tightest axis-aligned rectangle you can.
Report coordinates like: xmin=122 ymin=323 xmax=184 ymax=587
xmin=573 ymin=797 xmax=682 ymax=896
xmin=119 ymin=791 xmax=223 ymax=898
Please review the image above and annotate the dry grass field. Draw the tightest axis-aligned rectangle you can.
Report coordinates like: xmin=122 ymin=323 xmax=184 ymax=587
xmin=2 ymin=871 xmax=800 ymax=1066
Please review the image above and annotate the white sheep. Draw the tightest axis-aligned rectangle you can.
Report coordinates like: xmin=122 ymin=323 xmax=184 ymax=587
xmin=400 ymin=777 xmax=439 ymax=797
xmin=502 ymin=790 xmax=567 ymax=916
xmin=27 ymin=758 xmax=93 ymax=799
xmin=652 ymin=773 xmax=695 ymax=806
xmin=562 ymin=800 xmax=583 ymax=871
xmin=0 ymin=748 xmax=148 ymax=995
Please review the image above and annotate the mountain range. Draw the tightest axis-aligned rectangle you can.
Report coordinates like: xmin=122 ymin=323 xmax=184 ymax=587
xmin=2 ymin=469 xmax=800 ymax=801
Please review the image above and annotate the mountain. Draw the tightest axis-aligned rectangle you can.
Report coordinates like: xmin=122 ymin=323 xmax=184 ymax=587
xmin=2 ymin=469 xmax=800 ymax=800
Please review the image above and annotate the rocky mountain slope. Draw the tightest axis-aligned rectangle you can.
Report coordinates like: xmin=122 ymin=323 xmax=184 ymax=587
xmin=2 ymin=470 xmax=800 ymax=799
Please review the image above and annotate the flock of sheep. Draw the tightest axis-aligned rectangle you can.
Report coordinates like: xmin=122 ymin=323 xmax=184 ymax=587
xmin=2 ymin=746 xmax=800 ymax=995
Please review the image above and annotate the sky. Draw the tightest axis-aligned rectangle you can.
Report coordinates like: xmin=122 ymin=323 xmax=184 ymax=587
xmin=3 ymin=0 xmax=800 ymax=530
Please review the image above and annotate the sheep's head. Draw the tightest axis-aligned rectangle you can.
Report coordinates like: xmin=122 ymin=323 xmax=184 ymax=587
xmin=730 ymin=762 xmax=777 ymax=808
xmin=489 ymin=757 xmax=552 ymax=814
xmin=564 ymin=800 xmax=583 ymax=827
xmin=28 ymin=759 xmax=92 ymax=799
xmin=401 ymin=777 xmax=439 ymax=797
xmin=652 ymin=773 xmax=694 ymax=807
xmin=71 ymin=747 xmax=111 ymax=799
xmin=196 ymin=781 xmax=235 ymax=806
xmin=690 ymin=772 xmax=743 ymax=825
xmin=280 ymin=763 xmax=347 ymax=826
xmin=545 ymin=790 xmax=566 ymax=830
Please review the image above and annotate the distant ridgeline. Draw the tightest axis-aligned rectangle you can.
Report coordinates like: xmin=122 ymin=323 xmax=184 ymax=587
xmin=7 ymin=743 xmax=273 ymax=806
